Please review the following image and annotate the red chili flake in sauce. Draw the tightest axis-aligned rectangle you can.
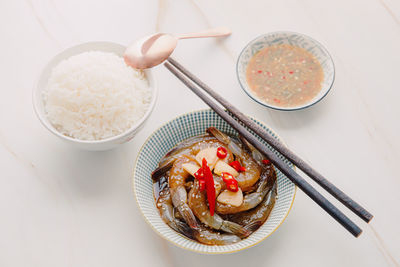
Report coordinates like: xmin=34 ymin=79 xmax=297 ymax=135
xmin=273 ymin=98 xmax=281 ymax=103
xmin=303 ymin=81 xmax=308 ymax=85
xmin=257 ymin=70 xmax=262 ymax=74
xmin=245 ymin=44 xmax=324 ymax=108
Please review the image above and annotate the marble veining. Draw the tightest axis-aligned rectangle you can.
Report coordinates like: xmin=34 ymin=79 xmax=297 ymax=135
xmin=0 ymin=0 xmax=399 ymax=266
xmin=25 ymin=0 xmax=61 ymax=46
xmin=378 ymin=0 xmax=400 ymax=26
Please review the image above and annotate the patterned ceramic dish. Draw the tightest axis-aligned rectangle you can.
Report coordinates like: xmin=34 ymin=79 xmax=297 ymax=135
xmin=237 ymin=31 xmax=335 ymax=111
xmin=133 ymin=109 xmax=296 ymax=254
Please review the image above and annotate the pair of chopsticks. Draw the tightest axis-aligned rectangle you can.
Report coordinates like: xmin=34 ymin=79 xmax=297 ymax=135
xmin=164 ymin=57 xmax=373 ymax=237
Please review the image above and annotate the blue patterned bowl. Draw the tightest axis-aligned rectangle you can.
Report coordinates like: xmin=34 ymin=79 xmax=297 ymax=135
xmin=133 ymin=109 xmax=296 ymax=254
xmin=237 ymin=31 xmax=335 ymax=111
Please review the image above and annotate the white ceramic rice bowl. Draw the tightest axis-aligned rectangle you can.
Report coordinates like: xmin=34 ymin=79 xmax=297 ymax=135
xmin=33 ymin=41 xmax=158 ymax=151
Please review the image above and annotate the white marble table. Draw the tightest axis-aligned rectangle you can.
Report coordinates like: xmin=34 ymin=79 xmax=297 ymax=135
xmin=1 ymin=0 xmax=399 ymax=266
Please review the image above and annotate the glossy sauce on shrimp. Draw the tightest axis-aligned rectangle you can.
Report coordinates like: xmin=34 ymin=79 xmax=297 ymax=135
xmin=152 ymin=128 xmax=277 ymax=245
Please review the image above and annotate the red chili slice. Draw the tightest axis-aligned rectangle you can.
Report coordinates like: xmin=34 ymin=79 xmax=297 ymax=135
xmin=227 ymin=182 xmax=239 ymax=192
xmin=229 ymin=161 xmax=246 ymax=172
xmin=202 ymin=158 xmax=215 ymax=216
xmin=194 ymin=168 xmax=206 ymax=191
xmin=199 ymin=179 xmax=206 ymax=191
xmin=221 ymin=172 xmax=239 ymax=192
xmin=262 ymin=159 xmax=270 ymax=165
xmin=194 ymin=168 xmax=204 ymax=180
xmin=216 ymin=147 xmax=227 ymax=159
xmin=221 ymin=172 xmax=235 ymax=182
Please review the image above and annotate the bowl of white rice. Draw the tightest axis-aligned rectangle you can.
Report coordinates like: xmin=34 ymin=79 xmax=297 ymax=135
xmin=33 ymin=42 xmax=157 ymax=150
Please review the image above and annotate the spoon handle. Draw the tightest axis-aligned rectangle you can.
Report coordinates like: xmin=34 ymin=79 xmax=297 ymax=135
xmin=176 ymin=27 xmax=231 ymax=40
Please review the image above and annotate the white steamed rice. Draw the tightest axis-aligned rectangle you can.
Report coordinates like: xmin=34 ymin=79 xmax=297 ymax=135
xmin=43 ymin=51 xmax=152 ymax=141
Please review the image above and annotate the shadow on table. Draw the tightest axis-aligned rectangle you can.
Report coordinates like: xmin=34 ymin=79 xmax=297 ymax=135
xmin=255 ymin=94 xmax=333 ymax=131
xmin=55 ymin=146 xmax=129 ymax=198
xmin=166 ymin=218 xmax=297 ymax=267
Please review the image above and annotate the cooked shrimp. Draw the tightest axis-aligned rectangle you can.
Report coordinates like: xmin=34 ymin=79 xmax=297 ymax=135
xmin=239 ymin=135 xmax=267 ymax=166
xmin=207 ymin=127 xmax=262 ymax=192
xmin=188 ymin=180 xmax=250 ymax=238
xmin=152 ymin=158 xmax=174 ymax=181
xmin=213 ymin=173 xmax=226 ymax=196
xmin=153 ymin=137 xmax=233 ymax=181
xmin=160 ymin=134 xmax=213 ymax=164
xmin=173 ymin=221 xmax=241 ymax=245
xmin=153 ymin=128 xmax=279 ymax=245
xmin=216 ymin=163 xmax=276 ymax=214
xmin=229 ymin=182 xmax=277 ymax=233
xmin=169 ymin=155 xmax=200 ymax=230
xmin=156 ymin=176 xmax=193 ymax=238
xmin=191 ymin=226 xmax=241 ymax=245
xmin=159 ymin=173 xmax=238 ymax=245
xmin=166 ymin=137 xmax=233 ymax=164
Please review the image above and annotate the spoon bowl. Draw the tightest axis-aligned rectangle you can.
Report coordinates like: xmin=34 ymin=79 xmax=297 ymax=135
xmin=124 ymin=33 xmax=178 ymax=69
xmin=124 ymin=27 xmax=231 ymax=69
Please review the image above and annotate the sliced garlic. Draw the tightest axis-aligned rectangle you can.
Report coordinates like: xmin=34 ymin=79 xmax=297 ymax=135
xmin=217 ymin=188 xmax=243 ymax=207
xmin=214 ymin=179 xmax=222 ymax=196
xmin=195 ymin=147 xmax=218 ymax=169
xmin=182 ymin=163 xmax=200 ymax=177
xmin=214 ymin=160 xmax=239 ymax=177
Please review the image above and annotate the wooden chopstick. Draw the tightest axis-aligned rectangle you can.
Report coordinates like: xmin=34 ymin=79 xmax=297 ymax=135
xmin=167 ymin=57 xmax=373 ymax=224
xmin=164 ymin=59 xmax=363 ymax=237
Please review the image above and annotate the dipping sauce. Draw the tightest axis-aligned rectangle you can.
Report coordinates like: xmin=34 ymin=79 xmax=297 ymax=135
xmin=246 ymin=44 xmax=324 ymax=108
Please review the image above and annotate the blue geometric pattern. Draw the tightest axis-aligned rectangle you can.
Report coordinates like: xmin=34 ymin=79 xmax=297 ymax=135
xmin=133 ymin=109 xmax=296 ymax=254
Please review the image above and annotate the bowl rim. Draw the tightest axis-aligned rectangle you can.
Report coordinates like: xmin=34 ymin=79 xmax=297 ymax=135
xmin=132 ymin=108 xmax=297 ymax=254
xmin=236 ymin=31 xmax=335 ymax=111
xmin=32 ymin=41 xmax=158 ymax=144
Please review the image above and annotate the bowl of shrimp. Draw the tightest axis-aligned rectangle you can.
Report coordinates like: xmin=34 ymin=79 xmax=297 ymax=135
xmin=133 ymin=109 xmax=296 ymax=254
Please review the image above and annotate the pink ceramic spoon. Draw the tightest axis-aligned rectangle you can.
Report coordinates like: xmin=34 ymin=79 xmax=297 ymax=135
xmin=124 ymin=27 xmax=231 ymax=69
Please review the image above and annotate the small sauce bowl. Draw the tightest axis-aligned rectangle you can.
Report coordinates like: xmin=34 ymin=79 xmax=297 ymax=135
xmin=236 ymin=31 xmax=335 ymax=111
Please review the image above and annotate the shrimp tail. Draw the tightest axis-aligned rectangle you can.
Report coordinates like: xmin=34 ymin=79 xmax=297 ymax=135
xmin=228 ymin=141 xmax=245 ymax=159
xmin=207 ymin=127 xmax=244 ymax=156
xmin=163 ymin=146 xmax=180 ymax=159
xmin=221 ymin=221 xmax=251 ymax=238
xmin=256 ymin=171 xmax=272 ymax=194
xmin=207 ymin=127 xmax=230 ymax=144
xmin=244 ymin=221 xmax=262 ymax=233
xmin=239 ymin=135 xmax=252 ymax=153
xmin=176 ymin=204 xmax=200 ymax=230
xmin=173 ymin=220 xmax=194 ymax=239
xmin=239 ymin=135 xmax=265 ymax=164
xmin=152 ymin=159 xmax=174 ymax=181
